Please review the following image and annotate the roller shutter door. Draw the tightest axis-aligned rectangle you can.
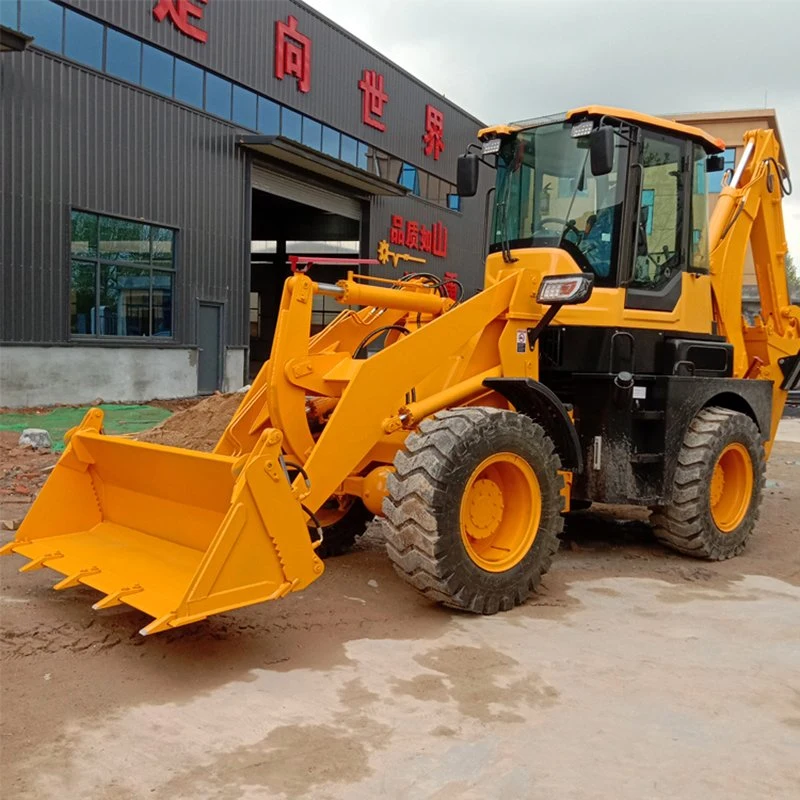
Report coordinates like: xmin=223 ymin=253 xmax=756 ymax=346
xmin=251 ymin=164 xmax=362 ymax=221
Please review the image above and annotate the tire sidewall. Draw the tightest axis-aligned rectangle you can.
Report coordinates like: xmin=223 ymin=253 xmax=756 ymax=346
xmin=697 ymin=415 xmax=764 ymax=549
xmin=435 ymin=413 xmax=562 ymax=594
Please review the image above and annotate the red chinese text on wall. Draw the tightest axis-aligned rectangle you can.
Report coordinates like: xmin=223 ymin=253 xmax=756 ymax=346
xmin=389 ymin=215 xmax=448 ymax=258
xmin=422 ymin=104 xmax=444 ymax=161
xmin=275 ymin=15 xmax=311 ymax=93
xmin=359 ymin=69 xmax=388 ymax=131
xmin=153 ymin=0 xmax=208 ymax=43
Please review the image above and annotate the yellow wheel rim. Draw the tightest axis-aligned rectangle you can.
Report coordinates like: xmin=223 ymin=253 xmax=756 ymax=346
xmin=459 ymin=453 xmax=541 ymax=572
xmin=709 ymin=443 xmax=754 ymax=533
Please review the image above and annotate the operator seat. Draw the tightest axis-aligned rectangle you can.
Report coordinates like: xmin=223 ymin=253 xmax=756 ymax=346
xmin=580 ymin=203 xmax=618 ymax=278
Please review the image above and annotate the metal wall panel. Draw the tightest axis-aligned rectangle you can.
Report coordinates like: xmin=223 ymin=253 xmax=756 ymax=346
xmin=60 ymin=0 xmax=486 ymax=182
xmin=1 ymin=49 xmax=249 ymax=347
xmin=3 ymin=1 xmax=497 ymax=351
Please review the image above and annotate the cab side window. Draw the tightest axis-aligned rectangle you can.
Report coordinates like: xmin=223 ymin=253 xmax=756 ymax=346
xmin=631 ymin=134 xmax=684 ymax=289
xmin=690 ymin=143 xmax=710 ymax=271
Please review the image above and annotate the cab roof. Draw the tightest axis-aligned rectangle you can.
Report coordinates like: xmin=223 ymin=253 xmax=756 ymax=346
xmin=478 ymin=106 xmax=726 ymax=154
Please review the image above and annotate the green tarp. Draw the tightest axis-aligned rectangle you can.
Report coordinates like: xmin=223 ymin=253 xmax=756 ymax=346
xmin=0 ymin=405 xmax=172 ymax=452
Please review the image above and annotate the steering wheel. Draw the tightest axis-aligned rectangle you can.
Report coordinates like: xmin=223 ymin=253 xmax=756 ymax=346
xmin=536 ymin=216 xmax=582 ymax=241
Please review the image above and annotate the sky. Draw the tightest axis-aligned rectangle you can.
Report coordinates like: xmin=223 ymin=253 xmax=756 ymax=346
xmin=308 ymin=0 xmax=800 ymax=264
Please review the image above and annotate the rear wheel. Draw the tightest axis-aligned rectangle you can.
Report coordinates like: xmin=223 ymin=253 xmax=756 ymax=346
xmin=383 ymin=407 xmax=564 ymax=614
xmin=311 ymin=496 xmax=372 ymax=558
xmin=652 ymin=407 xmax=765 ymax=559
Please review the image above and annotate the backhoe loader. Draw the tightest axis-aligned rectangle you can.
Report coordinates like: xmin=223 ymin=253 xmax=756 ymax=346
xmin=3 ymin=106 xmax=798 ymax=635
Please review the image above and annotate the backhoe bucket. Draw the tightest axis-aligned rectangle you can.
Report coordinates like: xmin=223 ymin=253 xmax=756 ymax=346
xmin=1 ymin=409 xmax=323 ymax=634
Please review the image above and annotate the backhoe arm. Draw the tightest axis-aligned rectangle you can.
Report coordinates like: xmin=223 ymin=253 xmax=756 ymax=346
xmin=708 ymin=128 xmax=799 ymax=447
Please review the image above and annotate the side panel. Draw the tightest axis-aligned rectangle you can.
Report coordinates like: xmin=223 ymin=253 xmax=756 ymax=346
xmin=570 ymin=376 xmax=772 ymax=506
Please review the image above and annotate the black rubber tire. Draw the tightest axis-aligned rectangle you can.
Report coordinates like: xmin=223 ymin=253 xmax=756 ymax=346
xmin=312 ymin=498 xmax=373 ymax=559
xmin=651 ymin=406 xmax=765 ymax=560
xmin=383 ymin=407 xmax=565 ymax=614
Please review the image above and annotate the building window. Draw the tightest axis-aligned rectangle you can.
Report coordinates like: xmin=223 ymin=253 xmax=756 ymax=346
xmin=232 ymin=85 xmax=257 ymax=128
xmin=281 ymin=107 xmax=302 ymax=142
xmin=64 ymin=8 xmax=104 ymax=70
xmin=356 ymin=141 xmax=369 ymax=171
xmin=70 ymin=211 xmax=175 ymax=338
xmin=340 ymin=135 xmax=358 ymax=165
xmin=708 ymin=147 xmax=736 ymax=193
xmin=258 ymin=96 xmax=280 ymax=135
xmin=399 ymin=163 xmax=420 ymax=194
xmin=174 ymin=58 xmax=204 ymax=108
xmin=301 ymin=116 xmax=322 ymax=150
xmin=321 ymin=126 xmax=340 ymax=158
xmin=105 ymin=29 xmax=142 ymax=84
xmin=205 ymin=72 xmax=232 ymax=120
xmin=141 ymin=44 xmax=174 ymax=97
xmin=19 ymin=0 xmax=64 ymax=53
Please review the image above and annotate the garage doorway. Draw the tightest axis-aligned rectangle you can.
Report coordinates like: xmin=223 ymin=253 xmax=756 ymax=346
xmin=249 ymin=168 xmax=363 ymax=379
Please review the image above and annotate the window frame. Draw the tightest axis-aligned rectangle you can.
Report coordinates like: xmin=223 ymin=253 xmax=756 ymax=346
xmin=708 ymin=147 xmax=737 ymax=193
xmin=69 ymin=209 xmax=177 ymax=341
xmin=624 ymin=127 xmax=694 ymax=313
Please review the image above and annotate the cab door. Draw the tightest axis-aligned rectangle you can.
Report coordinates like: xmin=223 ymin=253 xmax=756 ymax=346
xmin=625 ymin=131 xmax=689 ymax=312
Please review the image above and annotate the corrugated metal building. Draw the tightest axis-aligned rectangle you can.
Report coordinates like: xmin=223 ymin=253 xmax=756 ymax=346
xmin=0 ymin=0 xmax=489 ymax=407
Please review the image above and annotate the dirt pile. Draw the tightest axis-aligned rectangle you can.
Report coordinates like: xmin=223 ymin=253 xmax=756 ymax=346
xmin=0 ymin=431 xmax=58 ymax=528
xmin=135 ymin=392 xmax=243 ymax=451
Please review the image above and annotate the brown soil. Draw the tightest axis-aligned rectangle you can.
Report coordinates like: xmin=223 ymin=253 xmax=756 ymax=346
xmin=135 ymin=392 xmax=243 ymax=451
xmin=0 ymin=432 xmax=58 ymax=529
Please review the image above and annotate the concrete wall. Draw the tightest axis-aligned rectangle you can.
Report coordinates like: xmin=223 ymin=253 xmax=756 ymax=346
xmin=223 ymin=348 xmax=247 ymax=393
xmin=0 ymin=346 xmax=200 ymax=407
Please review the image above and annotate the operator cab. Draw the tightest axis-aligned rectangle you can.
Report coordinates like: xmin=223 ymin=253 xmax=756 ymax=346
xmin=459 ymin=107 xmax=726 ymax=312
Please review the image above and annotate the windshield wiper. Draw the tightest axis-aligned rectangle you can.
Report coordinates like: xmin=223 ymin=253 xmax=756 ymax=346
xmin=559 ymin=150 xmax=591 ymax=249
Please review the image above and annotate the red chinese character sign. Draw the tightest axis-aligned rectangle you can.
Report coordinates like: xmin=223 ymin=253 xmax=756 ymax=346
xmin=423 ymin=104 xmax=444 ymax=161
xmin=275 ymin=15 xmax=311 ymax=93
xmin=378 ymin=216 xmax=448 ymax=267
xmin=153 ymin=0 xmax=208 ymax=43
xmin=359 ymin=69 xmax=388 ymax=131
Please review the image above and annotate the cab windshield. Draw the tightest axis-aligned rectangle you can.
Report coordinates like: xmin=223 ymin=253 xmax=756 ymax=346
xmin=491 ymin=121 xmax=628 ymax=285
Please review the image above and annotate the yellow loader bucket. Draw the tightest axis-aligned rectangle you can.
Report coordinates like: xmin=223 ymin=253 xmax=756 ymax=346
xmin=1 ymin=409 xmax=323 ymax=635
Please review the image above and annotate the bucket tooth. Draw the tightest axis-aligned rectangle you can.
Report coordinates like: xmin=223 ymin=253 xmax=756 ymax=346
xmin=0 ymin=539 xmax=28 ymax=556
xmin=92 ymin=584 xmax=144 ymax=610
xmin=53 ymin=567 xmax=101 ymax=591
xmin=139 ymin=613 xmax=178 ymax=637
xmin=19 ymin=551 xmax=64 ymax=573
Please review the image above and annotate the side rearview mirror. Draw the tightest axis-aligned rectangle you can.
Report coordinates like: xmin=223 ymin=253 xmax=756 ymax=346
xmin=589 ymin=126 xmax=615 ymax=176
xmin=456 ymin=153 xmax=479 ymax=197
xmin=706 ymin=154 xmax=725 ymax=172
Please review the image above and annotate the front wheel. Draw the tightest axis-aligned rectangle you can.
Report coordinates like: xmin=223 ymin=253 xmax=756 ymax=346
xmin=311 ymin=497 xmax=372 ymax=558
xmin=383 ymin=407 xmax=565 ymax=614
xmin=651 ymin=407 xmax=765 ymax=560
